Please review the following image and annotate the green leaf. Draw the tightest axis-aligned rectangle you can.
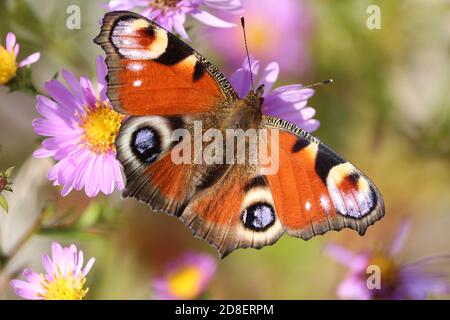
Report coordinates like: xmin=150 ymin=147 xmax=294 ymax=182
xmin=5 ymin=67 xmax=38 ymax=96
xmin=4 ymin=167 xmax=14 ymax=178
xmin=0 ymin=194 xmax=8 ymax=213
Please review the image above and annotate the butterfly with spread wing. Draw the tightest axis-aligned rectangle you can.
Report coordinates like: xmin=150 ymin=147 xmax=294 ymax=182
xmin=94 ymin=11 xmax=385 ymax=257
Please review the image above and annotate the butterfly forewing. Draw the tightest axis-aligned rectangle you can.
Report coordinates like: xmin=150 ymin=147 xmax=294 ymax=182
xmin=262 ymin=116 xmax=384 ymax=239
xmin=94 ymin=11 xmax=237 ymax=116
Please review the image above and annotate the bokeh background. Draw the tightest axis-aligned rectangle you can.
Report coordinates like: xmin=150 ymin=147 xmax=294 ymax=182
xmin=0 ymin=0 xmax=449 ymax=299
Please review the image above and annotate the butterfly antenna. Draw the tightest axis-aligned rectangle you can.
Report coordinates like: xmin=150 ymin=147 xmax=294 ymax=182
xmin=276 ymin=79 xmax=334 ymax=94
xmin=304 ymin=79 xmax=334 ymax=88
xmin=240 ymin=16 xmax=255 ymax=91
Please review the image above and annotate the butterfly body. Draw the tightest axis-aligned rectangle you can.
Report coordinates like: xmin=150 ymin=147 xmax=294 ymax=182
xmin=224 ymin=86 xmax=264 ymax=131
xmin=95 ymin=11 xmax=385 ymax=257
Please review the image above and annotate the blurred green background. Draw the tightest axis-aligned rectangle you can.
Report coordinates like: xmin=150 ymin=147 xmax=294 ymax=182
xmin=0 ymin=0 xmax=449 ymax=299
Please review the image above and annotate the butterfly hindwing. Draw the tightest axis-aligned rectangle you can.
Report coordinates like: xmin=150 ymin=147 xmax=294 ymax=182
xmin=116 ymin=115 xmax=199 ymax=213
xmin=94 ymin=11 xmax=237 ymax=116
xmin=180 ymin=165 xmax=285 ymax=258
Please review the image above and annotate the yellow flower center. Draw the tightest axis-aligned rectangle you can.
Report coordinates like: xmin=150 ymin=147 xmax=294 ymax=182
xmin=151 ymin=0 xmax=181 ymax=10
xmin=247 ymin=19 xmax=275 ymax=53
xmin=167 ymin=266 xmax=202 ymax=299
xmin=42 ymin=274 xmax=89 ymax=300
xmin=79 ymin=101 xmax=124 ymax=154
xmin=368 ymin=253 xmax=399 ymax=296
xmin=0 ymin=46 xmax=17 ymax=85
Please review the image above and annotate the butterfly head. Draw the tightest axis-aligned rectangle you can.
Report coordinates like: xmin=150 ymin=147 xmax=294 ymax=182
xmin=245 ymin=84 xmax=265 ymax=109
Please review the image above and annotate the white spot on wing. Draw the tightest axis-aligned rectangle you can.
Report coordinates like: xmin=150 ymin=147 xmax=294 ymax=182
xmin=133 ymin=80 xmax=142 ymax=87
xmin=112 ymin=23 xmax=168 ymax=60
xmin=127 ymin=62 xmax=144 ymax=71
xmin=326 ymin=163 xmax=375 ymax=218
xmin=305 ymin=201 xmax=311 ymax=211
xmin=320 ymin=195 xmax=331 ymax=214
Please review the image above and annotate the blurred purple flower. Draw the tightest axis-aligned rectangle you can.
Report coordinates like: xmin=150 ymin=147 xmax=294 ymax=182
xmin=325 ymin=220 xmax=450 ymax=300
xmin=229 ymin=57 xmax=319 ymax=132
xmin=153 ymin=252 xmax=217 ymax=299
xmin=207 ymin=0 xmax=312 ymax=75
xmin=107 ymin=0 xmax=243 ymax=40
xmin=32 ymin=56 xmax=125 ymax=197
xmin=10 ymin=242 xmax=95 ymax=300
xmin=0 ymin=32 xmax=40 ymax=84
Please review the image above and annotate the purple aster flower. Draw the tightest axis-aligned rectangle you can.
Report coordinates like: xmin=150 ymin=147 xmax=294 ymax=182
xmin=207 ymin=0 xmax=312 ymax=75
xmin=229 ymin=57 xmax=319 ymax=132
xmin=10 ymin=242 xmax=95 ymax=300
xmin=32 ymin=56 xmax=125 ymax=197
xmin=152 ymin=252 xmax=217 ymax=299
xmin=0 ymin=32 xmax=40 ymax=84
xmin=106 ymin=0 xmax=243 ymax=40
xmin=325 ymin=220 xmax=450 ymax=300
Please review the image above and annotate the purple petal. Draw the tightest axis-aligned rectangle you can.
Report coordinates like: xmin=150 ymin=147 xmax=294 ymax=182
xmin=204 ymin=0 xmax=244 ymax=13
xmin=72 ymin=150 xmax=95 ymax=191
xmin=44 ymin=79 xmax=83 ymax=114
xmin=84 ymin=154 xmax=102 ymax=197
xmin=144 ymin=7 xmax=162 ymax=21
xmin=80 ymin=76 xmax=97 ymax=107
xmin=155 ymin=13 xmax=174 ymax=32
xmin=42 ymin=254 xmax=55 ymax=279
xmin=22 ymin=269 xmax=42 ymax=285
xmin=190 ymin=10 xmax=235 ymax=28
xmin=36 ymin=95 xmax=67 ymax=121
xmin=6 ymin=32 xmax=16 ymax=53
xmin=33 ymin=147 xmax=55 ymax=158
xmin=269 ymin=86 xmax=315 ymax=103
xmin=82 ymin=258 xmax=95 ymax=277
xmin=10 ymin=280 xmax=44 ymax=300
xmin=99 ymin=156 xmax=111 ymax=194
xmin=397 ymin=266 xmax=450 ymax=299
xmin=41 ymin=133 xmax=80 ymax=151
xmin=229 ymin=58 xmax=260 ymax=98
xmin=53 ymin=143 xmax=79 ymax=161
xmin=298 ymin=119 xmax=320 ymax=133
xmin=259 ymin=62 xmax=279 ymax=94
xmin=265 ymin=105 xmax=315 ymax=122
xmin=47 ymin=160 xmax=67 ymax=184
xmin=62 ymin=69 xmax=87 ymax=106
xmin=39 ymin=119 xmax=79 ymax=136
xmin=95 ymin=56 xmax=108 ymax=101
xmin=60 ymin=182 xmax=73 ymax=197
xmin=173 ymin=13 xmax=190 ymax=41
xmin=389 ymin=218 xmax=411 ymax=256
xmin=32 ymin=118 xmax=75 ymax=137
xmin=18 ymin=52 xmax=40 ymax=67
xmin=324 ymin=244 xmax=359 ymax=268
xmin=108 ymin=0 xmax=141 ymax=10
xmin=51 ymin=242 xmax=63 ymax=266
xmin=36 ymin=95 xmax=75 ymax=121
xmin=13 ymin=43 xmax=19 ymax=56
xmin=58 ymin=162 xmax=78 ymax=196
xmin=110 ymin=154 xmax=125 ymax=190
xmin=337 ymin=276 xmax=372 ymax=300
xmin=74 ymin=250 xmax=84 ymax=278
